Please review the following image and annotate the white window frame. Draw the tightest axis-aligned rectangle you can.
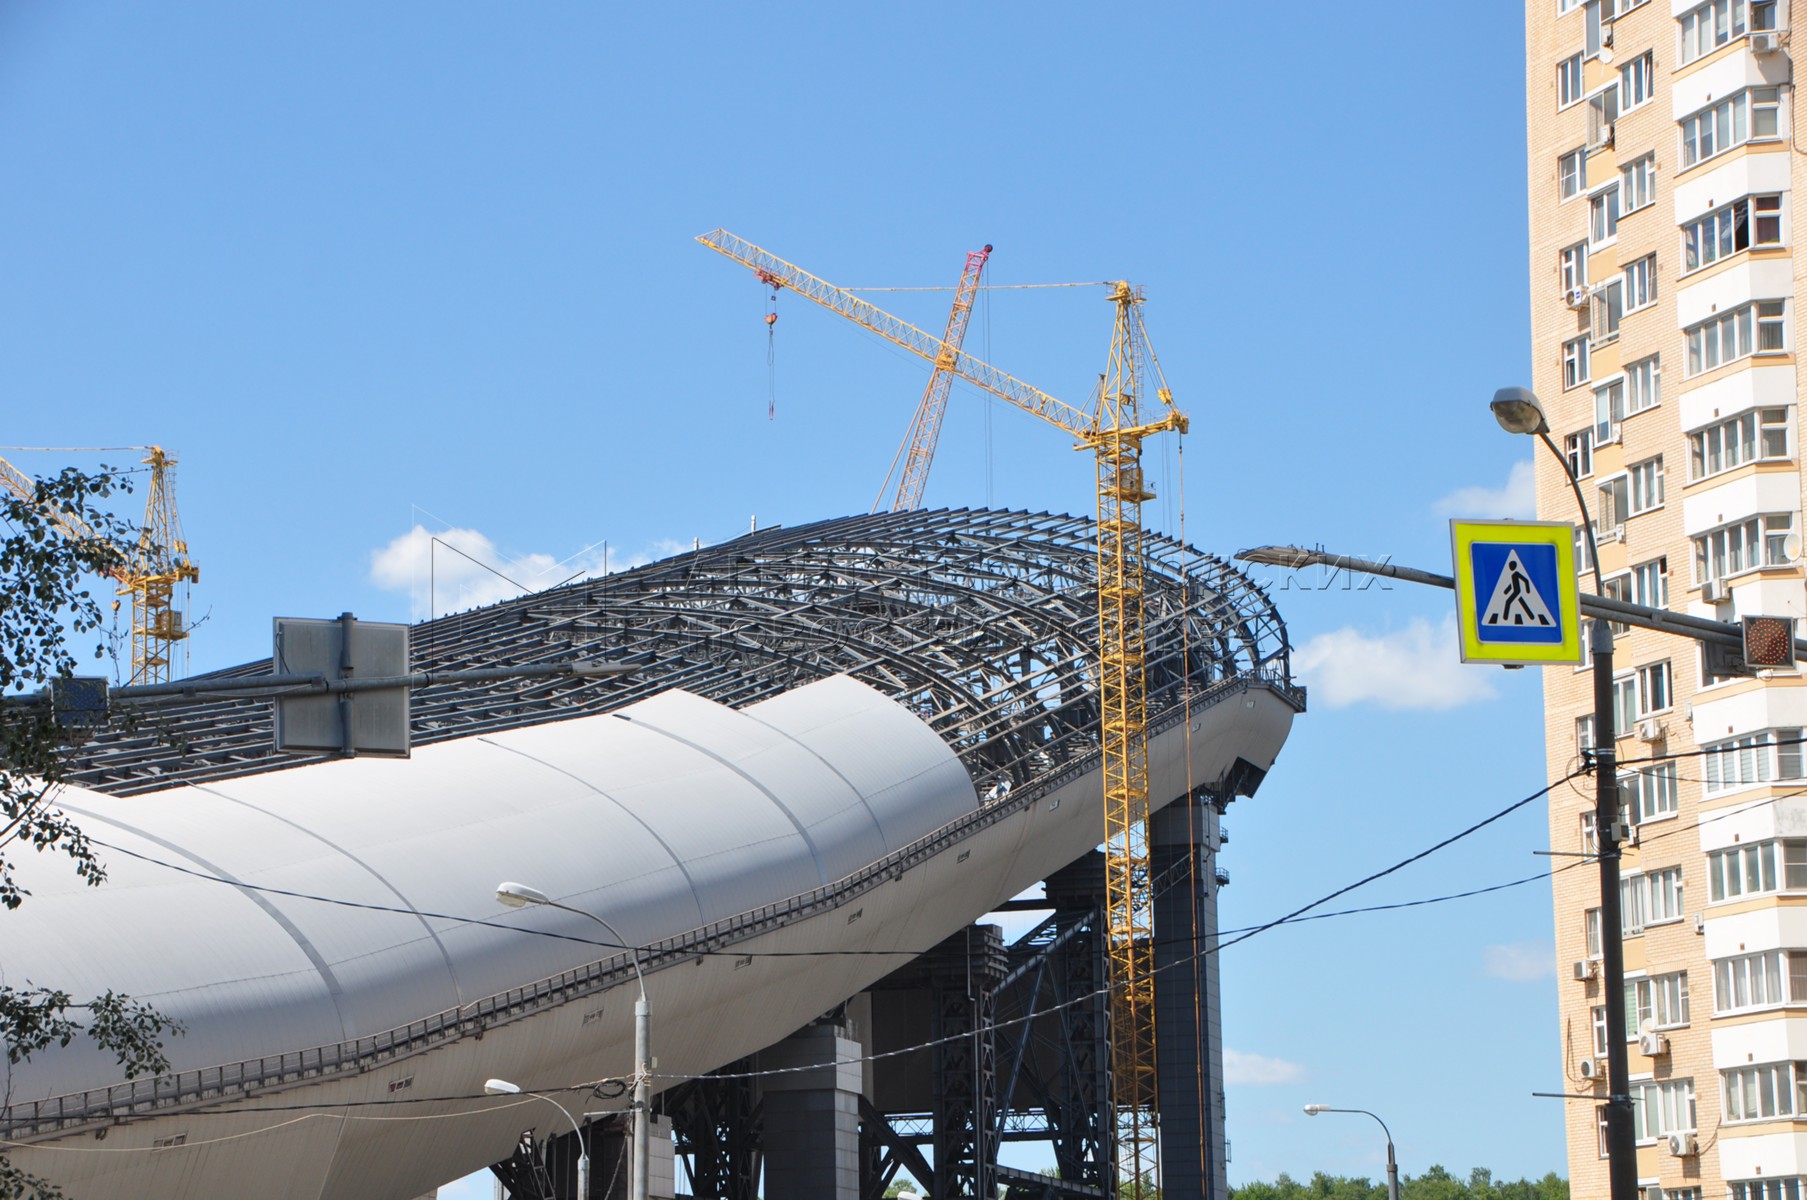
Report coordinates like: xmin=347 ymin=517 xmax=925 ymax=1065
xmin=1590 ymin=181 xmax=1622 ymax=248
xmin=1624 ymin=255 xmax=1656 ymax=313
xmin=1595 ymin=378 xmax=1626 ymax=441
xmin=1682 ymin=194 xmax=1785 ymax=275
xmin=1630 ymin=556 xmax=1668 ymax=609
xmin=1622 ymin=155 xmax=1656 ymax=215
xmin=1561 ymin=241 xmax=1590 ymax=294
xmin=1730 ymin=1179 xmax=1807 ymax=1200
xmin=1693 ymin=513 xmax=1796 ymax=586
xmin=1638 ymin=659 xmax=1673 ymax=714
xmin=1625 ymin=759 xmax=1678 ymax=820
xmin=1714 ymin=948 xmax=1807 ymax=1014
xmin=1632 ymin=1077 xmax=1696 ymax=1142
xmin=1628 ymin=455 xmax=1664 ymax=514
xmin=1724 ymin=1060 xmax=1807 ymax=1123
xmin=1567 ymin=428 xmax=1596 ymax=479
xmin=1620 ymin=51 xmax=1654 ymax=112
xmin=1560 ymin=51 xmax=1587 ymax=108
xmin=1625 ymin=355 xmax=1660 ymax=414
xmin=1679 ymin=0 xmax=1781 ymax=66
xmin=1565 ymin=337 xmax=1592 ymax=389
xmin=1690 ymin=406 xmax=1793 ymax=480
xmin=1681 ymin=87 xmax=1783 ymax=171
xmin=1703 ymin=731 xmax=1807 ymax=798
xmin=1686 ymin=300 xmax=1789 ymax=376
xmin=1561 ymin=148 xmax=1589 ymax=201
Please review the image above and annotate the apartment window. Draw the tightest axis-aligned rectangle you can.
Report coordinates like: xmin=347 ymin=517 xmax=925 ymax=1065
xmin=1694 ymin=514 xmax=1796 ymax=585
xmin=1599 ymin=474 xmax=1630 ymax=533
xmin=1623 ymin=256 xmax=1656 ymax=313
xmin=1595 ymin=379 xmax=1625 ymax=440
xmin=1724 ymin=1061 xmax=1807 ymax=1121
xmin=1567 ymin=429 xmax=1596 ymax=479
xmin=1683 ymin=195 xmax=1784 ymax=272
xmin=1586 ymin=0 xmax=1615 ymax=56
xmin=1561 ymin=0 xmax=1582 ymax=11
xmin=1631 ymin=557 xmax=1667 ymax=609
xmin=1590 ymin=184 xmax=1621 ymax=246
xmin=1559 ymin=52 xmax=1586 ymax=107
xmin=1586 ymin=906 xmax=1603 ymax=957
xmin=1640 ymin=968 xmax=1691 ymax=1026
xmin=1731 ymin=1180 xmax=1807 ymax=1200
xmin=1632 ymin=1078 xmax=1697 ymax=1142
xmin=1680 ymin=0 xmax=1780 ymax=64
xmin=1628 ymin=457 xmax=1664 ymax=514
xmin=1589 ymin=84 xmax=1621 ymax=146
xmin=1681 ymin=87 xmax=1783 ymax=169
xmin=1622 ymin=872 xmax=1647 ymax=935
xmin=1621 ymin=155 xmax=1656 ymax=215
xmin=1649 ymin=869 xmax=1686 ymax=924
xmin=1575 ymin=525 xmax=1596 ymax=576
xmin=1560 ymin=148 xmax=1589 ymax=200
xmin=1619 ymin=52 xmax=1654 ymax=111
xmin=1612 ymin=670 xmax=1638 ymax=731
xmin=1690 ymin=407 xmax=1792 ymax=479
xmin=1592 ymin=1004 xmax=1610 ymax=1055
xmin=1565 ymin=337 xmax=1592 ymax=388
xmin=1604 ymin=572 xmax=1633 ymax=633
xmin=1704 ymin=731 xmax=1807 ymax=798
xmin=1626 ymin=355 xmax=1660 ymax=414
xmin=1687 ymin=301 xmax=1788 ymax=375
xmin=1638 ymin=660 xmax=1672 ymax=713
xmin=1561 ymin=242 xmax=1590 ymax=295
xmin=1715 ymin=949 xmax=1807 ymax=1012
xmin=1624 ymin=759 xmax=1678 ymax=820
xmin=1593 ymin=278 xmax=1625 ymax=340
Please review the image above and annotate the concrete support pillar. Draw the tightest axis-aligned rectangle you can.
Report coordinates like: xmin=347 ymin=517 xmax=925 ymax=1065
xmin=761 ymin=1024 xmax=863 ymax=1200
xmin=1149 ymin=792 xmax=1229 ymax=1200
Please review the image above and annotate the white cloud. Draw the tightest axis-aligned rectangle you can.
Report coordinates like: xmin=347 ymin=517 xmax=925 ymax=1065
xmin=1483 ymin=941 xmax=1555 ymax=982
xmin=1223 ymin=1049 xmax=1306 ymax=1086
xmin=369 ymin=525 xmax=687 ymax=619
xmin=1294 ymin=614 xmax=1499 ymax=711
xmin=1434 ymin=460 xmax=1536 ymax=520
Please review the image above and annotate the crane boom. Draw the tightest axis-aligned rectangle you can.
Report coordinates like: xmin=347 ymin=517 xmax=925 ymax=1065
xmin=699 ymin=231 xmax=1185 ymax=1199
xmin=875 ymin=243 xmax=992 ymax=513
xmin=697 ymin=229 xmax=1097 ymax=437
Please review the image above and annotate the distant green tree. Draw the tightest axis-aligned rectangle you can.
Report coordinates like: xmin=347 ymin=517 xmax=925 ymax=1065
xmin=1232 ymin=1167 xmax=1567 ymax=1200
xmin=1 ymin=465 xmax=183 ymax=1200
xmin=885 ymin=1178 xmax=922 ymax=1198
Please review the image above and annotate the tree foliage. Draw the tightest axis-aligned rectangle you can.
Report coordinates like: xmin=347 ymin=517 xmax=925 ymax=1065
xmin=1232 ymin=1166 xmax=1569 ymax=1200
xmin=1 ymin=465 xmax=183 ymax=1199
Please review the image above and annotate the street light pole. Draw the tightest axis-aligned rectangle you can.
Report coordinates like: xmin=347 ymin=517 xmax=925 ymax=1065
xmin=497 ymin=881 xmax=650 ymax=1200
xmin=1491 ymin=386 xmax=1637 ymax=1200
xmin=1303 ymin=1104 xmax=1399 ymax=1200
xmin=486 ymin=1078 xmax=588 ymax=1200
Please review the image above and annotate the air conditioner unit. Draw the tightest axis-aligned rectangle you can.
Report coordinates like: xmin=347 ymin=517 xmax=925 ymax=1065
xmin=1637 ymin=718 xmax=1663 ymax=743
xmin=1752 ymin=30 xmax=1783 ymax=53
xmin=1640 ymin=1031 xmax=1669 ymax=1056
xmin=1567 ymin=286 xmax=1592 ymax=310
xmin=1586 ymin=122 xmax=1617 ymax=151
xmin=1701 ymin=580 xmax=1727 ymax=604
xmin=1573 ymin=959 xmax=1598 ymax=981
xmin=1668 ymin=1132 xmax=1699 ymax=1158
xmin=1579 ymin=1057 xmax=1601 ymax=1080
xmin=1694 ymin=912 xmax=1706 ymax=934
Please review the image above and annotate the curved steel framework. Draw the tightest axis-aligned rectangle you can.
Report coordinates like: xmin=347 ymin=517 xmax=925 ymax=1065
xmin=65 ymin=506 xmax=1296 ymax=806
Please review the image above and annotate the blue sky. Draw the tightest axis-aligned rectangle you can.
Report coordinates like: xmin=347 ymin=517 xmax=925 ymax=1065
xmin=1 ymin=3 xmax=1558 ymax=1194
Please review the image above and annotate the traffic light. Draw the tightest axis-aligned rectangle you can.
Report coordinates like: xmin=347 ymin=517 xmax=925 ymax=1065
xmin=1743 ymin=615 xmax=1798 ymax=669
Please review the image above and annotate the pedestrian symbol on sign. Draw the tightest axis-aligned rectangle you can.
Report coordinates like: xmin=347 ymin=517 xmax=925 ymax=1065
xmin=1481 ymin=549 xmax=1556 ymax=628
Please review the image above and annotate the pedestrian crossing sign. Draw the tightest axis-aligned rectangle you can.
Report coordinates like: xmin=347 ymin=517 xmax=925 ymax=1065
xmin=1451 ymin=519 xmax=1582 ymax=665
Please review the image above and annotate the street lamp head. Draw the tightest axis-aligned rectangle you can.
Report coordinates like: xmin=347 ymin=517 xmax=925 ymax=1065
xmin=484 ymin=1078 xmax=522 ymax=1096
xmin=496 ymin=881 xmax=552 ymax=909
xmin=1304 ymin=1104 xmax=1328 ymax=1116
xmin=1490 ymin=386 xmax=1551 ymax=436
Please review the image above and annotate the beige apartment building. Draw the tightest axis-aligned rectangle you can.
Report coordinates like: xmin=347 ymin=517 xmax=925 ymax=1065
xmin=1525 ymin=1 xmax=1806 ymax=1197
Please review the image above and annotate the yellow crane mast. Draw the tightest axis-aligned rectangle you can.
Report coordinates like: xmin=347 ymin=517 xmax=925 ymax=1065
xmin=697 ymin=229 xmax=1184 ymax=1197
xmin=0 ymin=446 xmax=197 ymax=685
xmin=873 ymin=243 xmax=992 ymax=513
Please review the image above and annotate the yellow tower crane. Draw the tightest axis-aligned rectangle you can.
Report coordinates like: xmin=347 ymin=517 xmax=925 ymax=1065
xmin=0 ymin=446 xmax=197 ymax=685
xmin=698 ymin=229 xmax=1184 ymax=1197
xmin=872 ymin=242 xmax=992 ymax=513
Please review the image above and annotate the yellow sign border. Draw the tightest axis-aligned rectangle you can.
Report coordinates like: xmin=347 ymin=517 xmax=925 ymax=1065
xmin=1451 ymin=519 xmax=1582 ymax=666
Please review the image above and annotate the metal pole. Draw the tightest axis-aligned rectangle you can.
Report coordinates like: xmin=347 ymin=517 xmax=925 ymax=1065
xmin=634 ymin=994 xmax=652 ymax=1200
xmin=1533 ymin=429 xmax=1636 ymax=1200
xmin=1385 ymin=1137 xmax=1399 ymax=1200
